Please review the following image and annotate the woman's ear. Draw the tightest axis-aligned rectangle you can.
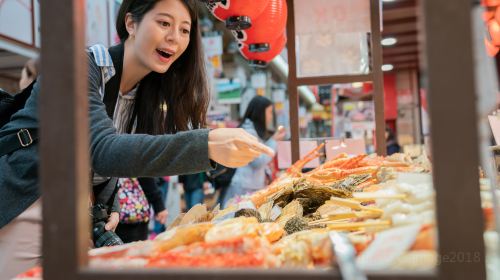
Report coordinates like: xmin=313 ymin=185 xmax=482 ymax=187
xmin=124 ymin=13 xmax=136 ymax=38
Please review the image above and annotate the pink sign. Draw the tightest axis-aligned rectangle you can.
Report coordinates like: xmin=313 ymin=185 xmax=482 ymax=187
xmin=325 ymin=139 xmax=366 ymax=160
xmin=294 ymin=0 xmax=371 ymax=34
xmin=277 ymin=141 xmax=321 ymax=169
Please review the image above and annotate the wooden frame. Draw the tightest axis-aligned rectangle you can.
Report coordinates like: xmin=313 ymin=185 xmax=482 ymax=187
xmin=39 ymin=0 xmax=486 ymax=279
xmin=0 ymin=0 xmax=37 ymax=48
xmin=286 ymin=0 xmax=387 ymax=161
xmin=420 ymin=0 xmax=486 ymax=279
xmin=40 ymin=0 xmax=89 ymax=278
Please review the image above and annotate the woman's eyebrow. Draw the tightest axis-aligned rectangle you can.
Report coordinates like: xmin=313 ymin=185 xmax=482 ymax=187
xmin=157 ymin=12 xmax=191 ymax=25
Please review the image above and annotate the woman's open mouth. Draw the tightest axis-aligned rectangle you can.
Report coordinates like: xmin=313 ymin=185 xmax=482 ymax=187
xmin=156 ymin=48 xmax=173 ymax=63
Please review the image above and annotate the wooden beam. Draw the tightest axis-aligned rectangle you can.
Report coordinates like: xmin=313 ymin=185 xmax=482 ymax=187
xmin=382 ymin=34 xmax=418 ymax=45
xmin=40 ymin=0 xmax=89 ymax=279
xmin=383 ymin=22 xmax=417 ymax=34
xmin=384 ymin=52 xmax=419 ymax=60
xmin=79 ymin=268 xmax=436 ymax=280
xmin=371 ymin=0 xmax=387 ymax=156
xmin=392 ymin=62 xmax=419 ymax=69
xmin=392 ymin=66 xmax=419 ymax=72
xmin=286 ymin=0 xmax=300 ymax=163
xmin=391 ymin=67 xmax=419 ymax=73
xmin=383 ymin=6 xmax=417 ymax=21
xmin=0 ymin=54 xmax=29 ymax=68
xmin=422 ymin=0 xmax=486 ymax=279
xmin=296 ymin=74 xmax=373 ymax=86
xmin=383 ymin=45 xmax=419 ymax=55
xmin=383 ymin=54 xmax=419 ymax=63
xmin=0 ymin=72 xmax=19 ymax=81
xmin=382 ymin=0 xmax=417 ymax=10
xmin=0 ymin=66 xmax=25 ymax=71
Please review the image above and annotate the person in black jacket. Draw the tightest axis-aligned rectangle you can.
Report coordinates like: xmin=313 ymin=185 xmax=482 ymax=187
xmin=179 ymin=173 xmax=210 ymax=210
xmin=386 ymin=127 xmax=401 ymax=155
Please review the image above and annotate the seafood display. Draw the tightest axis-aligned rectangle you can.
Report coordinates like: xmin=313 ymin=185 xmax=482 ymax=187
xmin=16 ymin=149 xmax=445 ymax=278
xmin=77 ymin=149 xmax=439 ymax=271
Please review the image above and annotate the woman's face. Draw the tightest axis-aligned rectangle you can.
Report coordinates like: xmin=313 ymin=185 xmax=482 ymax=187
xmin=126 ymin=0 xmax=192 ymax=73
xmin=265 ymin=105 xmax=274 ymax=130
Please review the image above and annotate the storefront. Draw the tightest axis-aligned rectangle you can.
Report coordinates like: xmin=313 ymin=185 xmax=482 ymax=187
xmin=2 ymin=0 xmax=499 ymax=279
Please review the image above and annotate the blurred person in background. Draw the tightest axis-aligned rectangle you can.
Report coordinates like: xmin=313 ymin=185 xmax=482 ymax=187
xmin=222 ymin=96 xmax=286 ymax=208
xmin=179 ymin=172 xmax=211 ymax=210
xmin=19 ymin=58 xmax=38 ymax=91
xmin=152 ymin=177 xmax=169 ymax=235
xmin=386 ymin=127 xmax=401 ymax=155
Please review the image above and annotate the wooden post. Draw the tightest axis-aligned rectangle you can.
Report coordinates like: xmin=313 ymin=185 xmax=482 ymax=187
xmin=370 ymin=0 xmax=387 ymax=156
xmin=422 ymin=0 xmax=486 ymax=279
xmin=40 ymin=0 xmax=90 ymax=278
xmin=286 ymin=0 xmax=300 ymax=163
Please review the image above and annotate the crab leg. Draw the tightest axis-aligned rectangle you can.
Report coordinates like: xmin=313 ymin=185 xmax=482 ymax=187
xmin=285 ymin=143 xmax=325 ymax=177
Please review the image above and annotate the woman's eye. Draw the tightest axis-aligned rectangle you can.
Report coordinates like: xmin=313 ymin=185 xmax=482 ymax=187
xmin=182 ymin=29 xmax=190 ymax=35
xmin=159 ymin=21 xmax=170 ymax=27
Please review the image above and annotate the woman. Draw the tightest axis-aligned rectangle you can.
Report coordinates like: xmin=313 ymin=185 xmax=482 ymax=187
xmin=222 ymin=96 xmax=285 ymax=208
xmin=0 ymin=0 xmax=272 ymax=277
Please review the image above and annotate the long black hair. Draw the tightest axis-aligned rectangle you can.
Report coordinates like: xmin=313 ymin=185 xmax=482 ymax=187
xmin=115 ymin=0 xmax=209 ymax=135
xmin=241 ymin=95 xmax=273 ymax=141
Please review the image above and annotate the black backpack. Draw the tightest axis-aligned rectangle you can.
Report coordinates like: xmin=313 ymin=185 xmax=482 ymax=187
xmin=0 ymin=44 xmax=124 ymax=158
xmin=0 ymin=81 xmax=36 ymax=129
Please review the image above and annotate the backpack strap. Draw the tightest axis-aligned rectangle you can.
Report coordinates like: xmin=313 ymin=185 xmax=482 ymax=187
xmin=0 ymin=43 xmax=124 ymax=158
xmin=0 ymin=128 xmax=37 ymax=157
xmin=103 ymin=43 xmax=124 ymax=118
xmin=90 ymin=44 xmax=125 ymax=209
xmin=0 ymin=80 xmax=38 ymax=157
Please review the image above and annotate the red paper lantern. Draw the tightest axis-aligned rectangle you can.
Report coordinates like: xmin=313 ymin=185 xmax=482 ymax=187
xmin=231 ymin=0 xmax=287 ymax=52
xmin=205 ymin=0 xmax=270 ymax=30
xmin=238 ymin=33 xmax=287 ymax=67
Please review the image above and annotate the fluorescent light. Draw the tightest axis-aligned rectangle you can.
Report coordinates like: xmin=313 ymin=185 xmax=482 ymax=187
xmin=352 ymin=82 xmax=363 ymax=88
xmin=382 ymin=64 xmax=394 ymax=71
xmin=381 ymin=37 xmax=397 ymax=46
xmin=382 ymin=0 xmax=397 ymax=2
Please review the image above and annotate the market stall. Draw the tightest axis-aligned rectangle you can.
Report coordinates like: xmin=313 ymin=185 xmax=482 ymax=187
xmin=32 ymin=0 xmax=495 ymax=279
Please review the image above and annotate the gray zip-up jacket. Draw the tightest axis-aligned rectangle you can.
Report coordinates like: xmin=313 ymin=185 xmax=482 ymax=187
xmin=0 ymin=53 xmax=213 ymax=228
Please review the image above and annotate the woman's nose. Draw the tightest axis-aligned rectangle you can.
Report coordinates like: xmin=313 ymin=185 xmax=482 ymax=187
xmin=165 ymin=28 xmax=180 ymax=44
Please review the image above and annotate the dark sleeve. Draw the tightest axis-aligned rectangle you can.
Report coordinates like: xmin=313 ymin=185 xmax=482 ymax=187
xmin=138 ymin=177 xmax=165 ymax=213
xmin=86 ymin=53 xmax=214 ymax=177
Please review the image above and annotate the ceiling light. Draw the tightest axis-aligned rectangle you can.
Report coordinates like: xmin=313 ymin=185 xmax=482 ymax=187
xmin=381 ymin=37 xmax=397 ymax=46
xmin=352 ymin=82 xmax=363 ymax=88
xmin=382 ymin=64 xmax=394 ymax=71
